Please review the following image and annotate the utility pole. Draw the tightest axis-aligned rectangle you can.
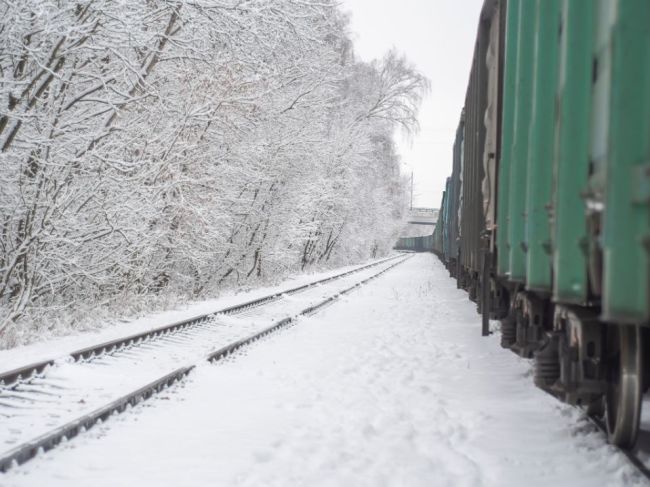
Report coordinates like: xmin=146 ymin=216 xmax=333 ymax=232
xmin=410 ymin=172 xmax=414 ymax=210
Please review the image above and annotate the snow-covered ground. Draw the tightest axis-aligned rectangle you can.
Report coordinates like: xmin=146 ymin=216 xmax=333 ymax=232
xmin=0 ymin=257 xmax=403 ymax=452
xmin=3 ymin=254 xmax=647 ymax=486
xmin=0 ymin=256 xmax=396 ymax=371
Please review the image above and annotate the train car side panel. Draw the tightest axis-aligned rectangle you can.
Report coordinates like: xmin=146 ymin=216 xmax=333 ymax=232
xmin=552 ymin=0 xmax=594 ymax=305
xmin=496 ymin=0 xmax=519 ymax=278
xmin=507 ymin=1 xmax=536 ymax=283
xmin=601 ymin=0 xmax=650 ymax=323
xmin=524 ymin=0 xmax=560 ymax=293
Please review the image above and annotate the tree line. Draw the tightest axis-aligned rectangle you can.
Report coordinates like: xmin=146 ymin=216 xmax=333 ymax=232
xmin=0 ymin=0 xmax=428 ymax=346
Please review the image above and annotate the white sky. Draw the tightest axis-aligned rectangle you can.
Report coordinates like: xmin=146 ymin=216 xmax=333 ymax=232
xmin=341 ymin=0 xmax=484 ymax=207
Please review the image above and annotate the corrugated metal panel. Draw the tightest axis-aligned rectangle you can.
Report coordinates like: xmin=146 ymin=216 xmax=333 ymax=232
xmin=459 ymin=9 xmax=491 ymax=277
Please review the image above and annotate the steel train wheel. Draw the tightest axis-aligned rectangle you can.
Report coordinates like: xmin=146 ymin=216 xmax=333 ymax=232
xmin=605 ymin=324 xmax=643 ymax=448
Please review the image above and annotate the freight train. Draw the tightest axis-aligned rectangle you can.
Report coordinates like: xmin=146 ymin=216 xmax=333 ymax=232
xmin=395 ymin=235 xmax=434 ymax=252
xmin=432 ymin=0 xmax=649 ymax=448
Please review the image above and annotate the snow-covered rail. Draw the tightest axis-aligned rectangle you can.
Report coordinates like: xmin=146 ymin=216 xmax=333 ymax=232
xmin=0 ymin=256 xmax=409 ymax=472
xmin=588 ymin=416 xmax=650 ymax=481
xmin=0 ymin=366 xmax=195 ymax=472
xmin=0 ymin=254 xmax=403 ymax=389
xmin=206 ymin=257 xmax=407 ymax=363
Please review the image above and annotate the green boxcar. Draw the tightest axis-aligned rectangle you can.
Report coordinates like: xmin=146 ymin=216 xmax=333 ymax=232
xmin=442 ymin=178 xmax=452 ymax=261
xmin=449 ymin=120 xmax=463 ymax=272
xmin=432 ymin=195 xmax=444 ymax=256
xmin=524 ymin=0 xmax=560 ymax=293
xmin=600 ymin=0 xmax=650 ymax=323
xmin=495 ymin=0 xmax=519 ymax=278
xmin=395 ymin=235 xmax=433 ymax=253
xmin=551 ymin=0 xmax=594 ymax=305
xmin=506 ymin=0 xmax=535 ymax=283
xmin=434 ymin=0 xmax=650 ymax=447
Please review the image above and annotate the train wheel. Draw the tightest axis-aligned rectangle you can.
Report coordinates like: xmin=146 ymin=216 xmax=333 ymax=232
xmin=605 ymin=324 xmax=643 ymax=448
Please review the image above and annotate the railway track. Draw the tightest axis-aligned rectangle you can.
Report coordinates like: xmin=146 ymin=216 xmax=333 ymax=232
xmin=0 ymin=255 xmax=409 ymax=472
xmin=622 ymin=446 xmax=650 ymax=482
xmin=0 ymin=254 xmax=402 ymax=388
xmin=586 ymin=415 xmax=650 ymax=482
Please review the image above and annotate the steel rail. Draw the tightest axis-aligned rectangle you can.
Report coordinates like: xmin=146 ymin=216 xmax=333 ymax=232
xmin=0 ymin=255 xmax=410 ymax=472
xmin=587 ymin=416 xmax=650 ymax=482
xmin=0 ymin=254 xmax=403 ymax=388
xmin=621 ymin=446 xmax=650 ymax=482
xmin=206 ymin=256 xmax=407 ymax=362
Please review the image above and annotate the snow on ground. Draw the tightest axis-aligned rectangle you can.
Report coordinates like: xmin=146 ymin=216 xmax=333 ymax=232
xmin=0 ymin=256 xmax=395 ymax=371
xmin=0 ymin=258 xmax=403 ymax=452
xmin=3 ymin=254 xmax=647 ymax=486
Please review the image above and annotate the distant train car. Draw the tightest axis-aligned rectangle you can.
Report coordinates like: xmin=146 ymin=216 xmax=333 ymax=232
xmin=395 ymin=235 xmax=433 ymax=252
xmin=432 ymin=188 xmax=445 ymax=257
xmin=434 ymin=0 xmax=650 ymax=448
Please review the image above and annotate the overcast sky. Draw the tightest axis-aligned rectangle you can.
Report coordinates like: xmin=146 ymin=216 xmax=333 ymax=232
xmin=341 ymin=0 xmax=484 ymax=207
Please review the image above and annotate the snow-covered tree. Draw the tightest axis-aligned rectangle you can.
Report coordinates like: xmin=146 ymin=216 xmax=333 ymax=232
xmin=0 ymin=0 xmax=427 ymax=346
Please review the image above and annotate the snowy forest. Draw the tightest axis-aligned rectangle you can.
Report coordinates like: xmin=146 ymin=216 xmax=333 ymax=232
xmin=0 ymin=0 xmax=428 ymax=346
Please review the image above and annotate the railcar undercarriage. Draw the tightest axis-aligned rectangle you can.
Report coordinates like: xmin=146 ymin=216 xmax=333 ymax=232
xmin=494 ymin=283 xmax=647 ymax=449
xmin=450 ymin=260 xmax=648 ymax=448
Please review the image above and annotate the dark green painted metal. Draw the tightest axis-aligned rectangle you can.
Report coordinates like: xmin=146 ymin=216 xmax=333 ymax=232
xmin=496 ymin=0 xmax=519 ymax=278
xmin=601 ymin=0 xmax=650 ymax=323
xmin=507 ymin=0 xmax=536 ymax=282
xmin=449 ymin=119 xmax=463 ymax=265
xmin=395 ymin=235 xmax=434 ymax=253
xmin=589 ymin=0 xmax=616 ymax=200
xmin=552 ymin=0 xmax=594 ymax=304
xmin=525 ymin=0 xmax=560 ymax=292
xmin=442 ymin=179 xmax=451 ymax=260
